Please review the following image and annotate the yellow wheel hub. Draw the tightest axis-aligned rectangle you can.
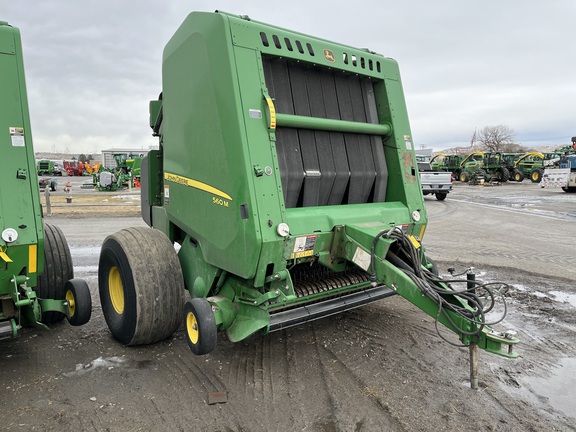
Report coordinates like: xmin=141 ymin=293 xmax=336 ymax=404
xmin=66 ymin=290 xmax=76 ymax=317
xmin=109 ymin=266 xmax=125 ymax=315
xmin=186 ymin=312 xmax=199 ymax=344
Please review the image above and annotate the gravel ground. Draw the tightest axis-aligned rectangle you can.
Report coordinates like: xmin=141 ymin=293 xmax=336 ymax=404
xmin=1 ymin=179 xmax=575 ymax=431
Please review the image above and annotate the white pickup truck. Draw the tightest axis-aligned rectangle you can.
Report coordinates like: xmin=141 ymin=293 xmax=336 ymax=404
xmin=417 ymin=162 xmax=453 ymax=201
xmin=540 ymin=155 xmax=576 ymax=193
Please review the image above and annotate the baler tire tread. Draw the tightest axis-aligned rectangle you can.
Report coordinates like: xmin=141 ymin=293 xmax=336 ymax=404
xmin=65 ymin=278 xmax=92 ymax=326
xmin=98 ymin=227 xmax=184 ymax=346
xmin=184 ymin=298 xmax=217 ymax=355
xmin=37 ymin=223 xmax=74 ymax=324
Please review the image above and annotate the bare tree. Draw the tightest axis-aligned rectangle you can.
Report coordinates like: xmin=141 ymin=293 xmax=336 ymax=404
xmin=477 ymin=125 xmax=520 ymax=152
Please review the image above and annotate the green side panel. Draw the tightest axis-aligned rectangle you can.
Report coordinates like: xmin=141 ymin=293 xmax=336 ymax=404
xmin=178 ymin=234 xmax=219 ymax=299
xmin=0 ymin=23 xmax=43 ymax=298
xmin=161 ymin=13 xmax=262 ymax=279
xmin=157 ymin=11 xmax=428 ymax=291
xmin=149 ymin=99 xmax=162 ymax=130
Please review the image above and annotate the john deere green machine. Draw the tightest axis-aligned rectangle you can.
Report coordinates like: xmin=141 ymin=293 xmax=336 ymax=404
xmin=430 ymin=153 xmax=465 ymax=179
xmin=98 ymin=12 xmax=518 ymax=362
xmin=462 ymin=152 xmax=510 ymax=183
xmin=510 ymin=151 xmax=544 ymax=182
xmin=0 ymin=21 xmax=91 ymax=341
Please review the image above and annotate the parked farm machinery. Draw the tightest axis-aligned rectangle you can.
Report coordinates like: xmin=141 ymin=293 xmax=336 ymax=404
xmin=460 ymin=152 xmax=512 ymax=183
xmin=0 ymin=21 xmax=91 ymax=342
xmin=430 ymin=153 xmax=467 ymax=179
xmin=508 ymin=151 xmax=545 ymax=182
xmin=97 ymin=12 xmax=519 ymax=375
xmin=87 ymin=154 xmax=141 ymax=191
xmin=36 ymin=159 xmax=62 ymax=176
xmin=541 ymin=137 xmax=576 ymax=193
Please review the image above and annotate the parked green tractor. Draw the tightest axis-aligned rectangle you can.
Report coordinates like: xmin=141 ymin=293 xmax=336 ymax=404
xmin=430 ymin=153 xmax=466 ymax=179
xmin=97 ymin=12 xmax=518 ymax=363
xmin=457 ymin=151 xmax=484 ymax=182
xmin=0 ymin=21 xmax=91 ymax=341
xmin=510 ymin=151 xmax=544 ymax=182
xmin=462 ymin=152 xmax=511 ymax=183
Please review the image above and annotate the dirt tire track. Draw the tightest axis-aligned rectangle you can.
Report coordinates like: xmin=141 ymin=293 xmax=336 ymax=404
xmin=2 ymin=188 xmax=576 ymax=432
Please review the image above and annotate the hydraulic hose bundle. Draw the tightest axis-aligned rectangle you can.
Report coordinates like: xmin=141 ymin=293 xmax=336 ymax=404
xmin=371 ymin=227 xmax=510 ymax=347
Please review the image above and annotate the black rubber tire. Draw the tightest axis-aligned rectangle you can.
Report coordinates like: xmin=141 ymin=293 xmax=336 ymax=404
xmin=453 ymin=170 xmax=461 ymax=181
xmin=499 ymin=167 xmax=510 ymax=182
xmin=562 ymin=186 xmax=576 ymax=193
xmin=37 ymin=223 xmax=74 ymax=324
xmin=531 ymin=168 xmax=543 ymax=183
xmin=184 ymin=298 xmax=217 ymax=355
xmin=98 ymin=227 xmax=184 ymax=346
xmin=513 ymin=170 xmax=524 ymax=182
xmin=435 ymin=192 xmax=447 ymax=201
xmin=65 ymin=279 xmax=92 ymax=326
xmin=459 ymin=172 xmax=469 ymax=182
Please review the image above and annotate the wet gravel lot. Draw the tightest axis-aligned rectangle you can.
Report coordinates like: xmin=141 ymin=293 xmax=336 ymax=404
xmin=1 ymin=178 xmax=575 ymax=431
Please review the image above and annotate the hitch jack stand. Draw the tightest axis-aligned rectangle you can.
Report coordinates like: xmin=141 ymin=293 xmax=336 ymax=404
xmin=469 ymin=345 xmax=479 ymax=389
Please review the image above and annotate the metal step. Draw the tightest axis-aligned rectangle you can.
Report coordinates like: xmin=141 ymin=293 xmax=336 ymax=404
xmin=268 ymin=285 xmax=396 ymax=332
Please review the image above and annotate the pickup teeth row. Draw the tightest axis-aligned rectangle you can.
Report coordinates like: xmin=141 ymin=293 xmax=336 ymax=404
xmin=290 ymin=263 xmax=370 ymax=298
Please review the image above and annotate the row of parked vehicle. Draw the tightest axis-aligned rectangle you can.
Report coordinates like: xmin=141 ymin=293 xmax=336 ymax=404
xmin=36 ymin=159 xmax=102 ymax=176
xmin=430 ymin=144 xmax=576 ymax=185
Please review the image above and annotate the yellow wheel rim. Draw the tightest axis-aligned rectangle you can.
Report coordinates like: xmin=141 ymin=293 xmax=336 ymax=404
xmin=532 ymin=172 xmax=538 ymax=181
xmin=186 ymin=311 xmax=199 ymax=344
xmin=108 ymin=266 xmax=125 ymax=315
xmin=66 ymin=290 xmax=76 ymax=317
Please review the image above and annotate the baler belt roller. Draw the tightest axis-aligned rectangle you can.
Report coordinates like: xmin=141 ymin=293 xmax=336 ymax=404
xmin=275 ymin=113 xmax=391 ymax=136
xmin=262 ymin=56 xmax=389 ymax=208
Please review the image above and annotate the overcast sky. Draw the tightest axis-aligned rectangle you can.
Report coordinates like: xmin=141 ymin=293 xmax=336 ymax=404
xmin=4 ymin=1 xmax=575 ymax=154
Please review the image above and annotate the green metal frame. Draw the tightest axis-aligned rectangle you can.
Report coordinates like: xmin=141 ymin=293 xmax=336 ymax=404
xmin=0 ymin=21 xmax=72 ymax=339
xmin=147 ymin=11 xmax=519 ymax=357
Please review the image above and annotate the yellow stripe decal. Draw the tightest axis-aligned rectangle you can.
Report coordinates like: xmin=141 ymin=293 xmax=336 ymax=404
xmin=265 ymin=97 xmax=276 ymax=129
xmin=29 ymin=245 xmax=37 ymax=273
xmin=407 ymin=235 xmax=421 ymax=250
xmin=0 ymin=249 xmax=12 ymax=263
xmin=164 ymin=172 xmax=232 ymax=201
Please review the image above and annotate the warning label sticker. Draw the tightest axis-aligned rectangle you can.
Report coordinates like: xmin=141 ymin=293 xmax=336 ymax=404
xmin=164 ymin=185 xmax=170 ymax=205
xmin=290 ymin=235 xmax=316 ymax=259
xmin=10 ymin=127 xmax=25 ymax=147
xmin=404 ymin=134 xmax=412 ymax=150
xmin=352 ymin=247 xmax=371 ymax=271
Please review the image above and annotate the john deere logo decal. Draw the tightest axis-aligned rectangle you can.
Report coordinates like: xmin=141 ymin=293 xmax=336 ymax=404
xmin=323 ymin=49 xmax=335 ymax=62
